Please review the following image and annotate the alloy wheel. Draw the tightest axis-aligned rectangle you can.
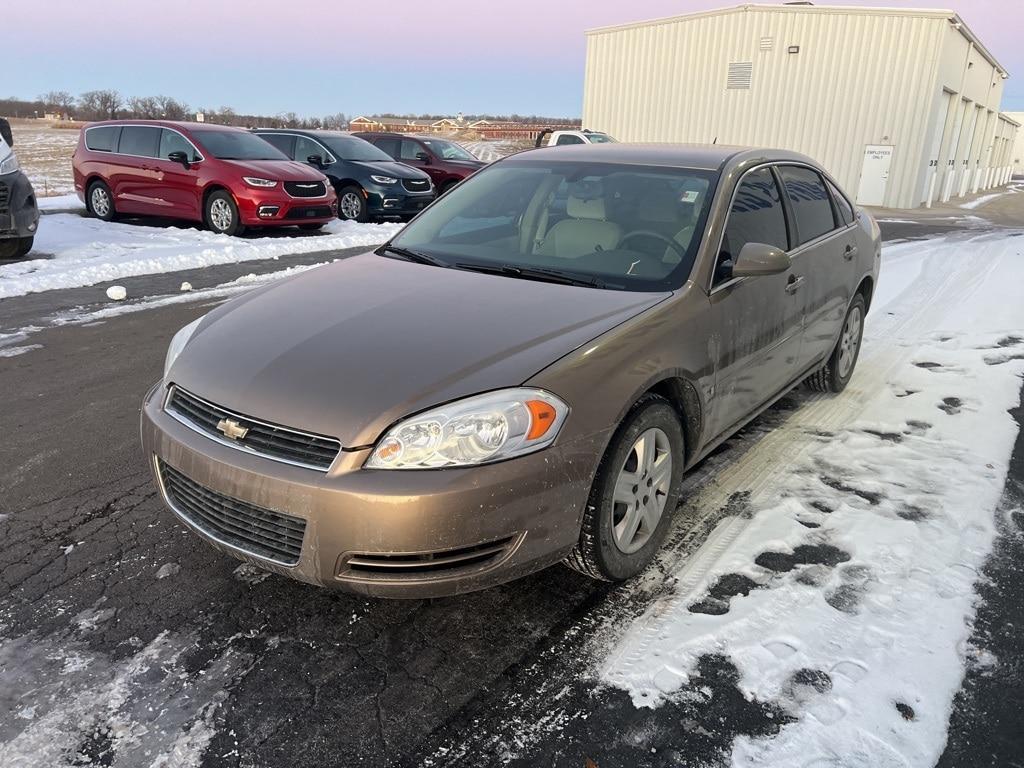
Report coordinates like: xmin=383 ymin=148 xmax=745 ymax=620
xmin=837 ymin=305 xmax=863 ymax=379
xmin=90 ymin=187 xmax=111 ymax=217
xmin=340 ymin=192 xmax=362 ymax=220
xmin=209 ymin=198 xmax=234 ymax=232
xmin=611 ymin=427 xmax=673 ymax=554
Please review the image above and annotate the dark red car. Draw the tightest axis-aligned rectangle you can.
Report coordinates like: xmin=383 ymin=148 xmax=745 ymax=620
xmin=73 ymin=121 xmax=337 ymax=236
xmin=353 ymin=132 xmax=485 ymax=194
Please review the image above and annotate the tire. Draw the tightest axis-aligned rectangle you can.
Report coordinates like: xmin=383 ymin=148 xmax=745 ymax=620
xmin=0 ymin=239 xmax=20 ymax=259
xmin=16 ymin=236 xmax=33 ymax=259
xmin=87 ymin=180 xmax=116 ymax=222
xmin=805 ymin=293 xmax=866 ymax=393
xmin=565 ymin=395 xmax=685 ymax=581
xmin=204 ymin=190 xmax=245 ymax=236
xmin=298 ymin=223 xmax=324 ymax=232
xmin=337 ymin=186 xmax=367 ymax=222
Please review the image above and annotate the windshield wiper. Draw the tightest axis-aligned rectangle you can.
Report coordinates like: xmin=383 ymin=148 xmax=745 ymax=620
xmin=378 ymin=245 xmax=449 ymax=267
xmin=454 ymin=262 xmax=607 ymax=289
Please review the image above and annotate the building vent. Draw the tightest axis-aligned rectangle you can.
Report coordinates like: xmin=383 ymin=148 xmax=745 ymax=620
xmin=760 ymin=36 xmax=774 ymax=51
xmin=727 ymin=62 xmax=754 ymax=89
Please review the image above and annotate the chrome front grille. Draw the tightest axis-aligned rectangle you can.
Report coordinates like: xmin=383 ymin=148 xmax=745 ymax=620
xmin=284 ymin=181 xmax=327 ymax=198
xmin=401 ymin=178 xmax=431 ymax=193
xmin=158 ymin=459 xmax=306 ymax=565
xmin=165 ymin=387 xmax=341 ymax=471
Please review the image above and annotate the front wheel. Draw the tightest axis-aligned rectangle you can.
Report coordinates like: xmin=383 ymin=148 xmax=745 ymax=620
xmin=565 ymin=395 xmax=685 ymax=581
xmin=805 ymin=293 xmax=865 ymax=393
xmin=204 ymin=190 xmax=245 ymax=236
xmin=337 ymin=186 xmax=367 ymax=222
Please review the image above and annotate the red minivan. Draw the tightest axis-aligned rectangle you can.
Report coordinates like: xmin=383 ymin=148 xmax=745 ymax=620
xmin=73 ymin=121 xmax=337 ymax=236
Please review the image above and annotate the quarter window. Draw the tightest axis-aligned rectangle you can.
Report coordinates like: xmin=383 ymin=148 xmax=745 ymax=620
xmin=779 ymin=165 xmax=836 ymax=244
xmin=85 ymin=126 xmax=120 ymax=152
xmin=158 ymin=129 xmax=199 ymax=161
xmin=555 ymin=134 xmax=585 ymax=146
xmin=716 ymin=166 xmax=789 ymax=285
xmin=118 ymin=126 xmax=161 ymax=158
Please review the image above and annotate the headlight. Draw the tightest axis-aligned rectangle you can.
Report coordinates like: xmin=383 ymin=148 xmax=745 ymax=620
xmin=243 ymin=177 xmax=277 ymax=188
xmin=0 ymin=153 xmax=19 ymax=175
xmin=366 ymin=388 xmax=568 ymax=469
xmin=164 ymin=317 xmax=203 ymax=379
xmin=370 ymin=175 xmax=398 ymax=185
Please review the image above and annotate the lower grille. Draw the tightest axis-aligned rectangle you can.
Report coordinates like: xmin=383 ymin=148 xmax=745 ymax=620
xmin=158 ymin=460 xmax=306 ymax=565
xmin=401 ymin=178 xmax=431 ymax=193
xmin=342 ymin=536 xmax=516 ymax=577
xmin=166 ymin=387 xmax=341 ymax=471
xmin=0 ymin=182 xmax=9 ymax=212
xmin=284 ymin=181 xmax=327 ymax=198
xmin=284 ymin=205 xmax=333 ymax=220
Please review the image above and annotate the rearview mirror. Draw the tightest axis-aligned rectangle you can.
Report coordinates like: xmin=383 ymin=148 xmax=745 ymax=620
xmin=167 ymin=150 xmax=190 ymax=168
xmin=0 ymin=118 xmax=12 ymax=147
xmin=415 ymin=152 xmax=430 ymax=163
xmin=731 ymin=242 xmax=791 ymax=277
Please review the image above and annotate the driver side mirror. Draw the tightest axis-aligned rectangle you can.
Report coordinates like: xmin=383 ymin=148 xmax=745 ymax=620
xmin=307 ymin=154 xmax=326 ymax=168
xmin=730 ymin=242 xmax=791 ymax=278
xmin=167 ymin=150 xmax=190 ymax=168
xmin=0 ymin=118 xmax=13 ymax=147
xmin=415 ymin=152 xmax=431 ymax=164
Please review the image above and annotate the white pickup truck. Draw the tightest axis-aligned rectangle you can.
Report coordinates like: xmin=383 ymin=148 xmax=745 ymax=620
xmin=0 ymin=117 xmax=39 ymax=260
xmin=534 ymin=129 xmax=617 ymax=148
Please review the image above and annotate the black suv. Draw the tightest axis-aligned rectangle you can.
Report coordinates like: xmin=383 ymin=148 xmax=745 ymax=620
xmin=0 ymin=118 xmax=39 ymax=260
xmin=254 ymin=129 xmax=434 ymax=222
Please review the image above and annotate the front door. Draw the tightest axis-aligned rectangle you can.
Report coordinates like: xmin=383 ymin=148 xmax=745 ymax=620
xmin=855 ymin=145 xmax=893 ymax=206
xmin=708 ymin=165 xmax=806 ymax=439
xmin=150 ymin=128 xmax=202 ymax=219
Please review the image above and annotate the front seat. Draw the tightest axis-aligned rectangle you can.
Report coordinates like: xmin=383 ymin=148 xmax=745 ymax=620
xmin=633 ymin=186 xmax=697 ymax=265
xmin=535 ymin=194 xmax=621 ymax=260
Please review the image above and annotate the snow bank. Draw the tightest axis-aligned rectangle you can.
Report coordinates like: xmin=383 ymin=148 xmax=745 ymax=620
xmin=601 ymin=229 xmax=1024 ymax=767
xmin=1 ymin=215 xmax=402 ymax=299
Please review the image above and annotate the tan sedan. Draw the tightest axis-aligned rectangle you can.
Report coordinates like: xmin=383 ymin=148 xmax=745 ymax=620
xmin=141 ymin=144 xmax=880 ymax=597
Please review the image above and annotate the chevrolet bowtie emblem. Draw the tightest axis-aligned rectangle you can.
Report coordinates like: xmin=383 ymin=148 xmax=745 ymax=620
xmin=216 ymin=418 xmax=249 ymax=440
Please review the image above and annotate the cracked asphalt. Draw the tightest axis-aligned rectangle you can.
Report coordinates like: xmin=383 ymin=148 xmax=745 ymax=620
xmin=2 ymin=210 xmax=1023 ymax=767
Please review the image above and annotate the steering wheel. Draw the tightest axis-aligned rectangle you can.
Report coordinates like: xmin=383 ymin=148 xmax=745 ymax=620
xmin=618 ymin=229 xmax=687 ymax=262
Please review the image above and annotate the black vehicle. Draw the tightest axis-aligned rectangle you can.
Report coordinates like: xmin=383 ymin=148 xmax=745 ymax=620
xmin=0 ymin=118 xmax=40 ymax=260
xmin=254 ymin=129 xmax=435 ymax=222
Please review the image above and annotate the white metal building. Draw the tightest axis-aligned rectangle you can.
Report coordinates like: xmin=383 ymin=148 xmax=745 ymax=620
xmin=582 ymin=3 xmax=1019 ymax=209
xmin=1005 ymin=111 xmax=1024 ymax=177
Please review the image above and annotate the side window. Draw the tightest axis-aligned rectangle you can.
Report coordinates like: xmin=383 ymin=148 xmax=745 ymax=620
xmin=716 ymin=167 xmax=789 ymax=285
xmin=294 ymin=135 xmax=327 ymax=163
xmin=260 ymin=133 xmax=294 ymax=157
xmin=118 ymin=126 xmax=161 ymax=158
xmin=374 ymin=138 xmax=399 ymax=158
xmin=827 ymin=179 xmax=855 ymax=226
xmin=85 ymin=126 xmax=120 ymax=152
xmin=399 ymin=140 xmax=425 ymax=161
xmin=158 ymin=129 xmax=199 ymax=161
xmin=779 ymin=165 xmax=836 ymax=244
xmin=555 ymin=134 xmax=585 ymax=146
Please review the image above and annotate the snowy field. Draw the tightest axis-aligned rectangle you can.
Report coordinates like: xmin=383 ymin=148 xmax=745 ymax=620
xmin=10 ymin=124 xmax=79 ymax=197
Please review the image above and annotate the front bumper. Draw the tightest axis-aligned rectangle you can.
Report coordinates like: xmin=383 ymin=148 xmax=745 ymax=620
xmin=234 ymin=187 xmax=338 ymax=227
xmin=365 ymin=188 xmax=435 ymax=219
xmin=0 ymin=171 xmax=39 ymax=239
xmin=141 ymin=383 xmax=599 ymax=597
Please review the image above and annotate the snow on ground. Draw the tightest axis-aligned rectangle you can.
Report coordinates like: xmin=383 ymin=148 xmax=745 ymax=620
xmin=461 ymin=140 xmax=522 ymax=163
xmin=10 ymin=124 xmax=79 ymax=198
xmin=1 ymin=215 xmax=402 ymax=299
xmin=38 ymin=193 xmax=84 ymax=212
xmin=601 ymin=228 xmax=1024 ymax=767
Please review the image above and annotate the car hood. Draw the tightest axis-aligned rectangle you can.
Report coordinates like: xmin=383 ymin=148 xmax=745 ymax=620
xmin=222 ymin=159 xmax=326 ymax=182
xmin=169 ymin=254 xmax=668 ymax=447
xmin=348 ymin=159 xmax=430 ymax=181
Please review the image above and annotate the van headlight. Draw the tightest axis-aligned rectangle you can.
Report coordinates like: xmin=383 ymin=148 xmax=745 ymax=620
xmin=164 ymin=317 xmax=204 ymax=378
xmin=366 ymin=388 xmax=568 ymax=469
xmin=370 ymin=175 xmax=398 ymax=185
xmin=0 ymin=154 xmax=19 ymax=175
xmin=243 ymin=177 xmax=277 ymax=188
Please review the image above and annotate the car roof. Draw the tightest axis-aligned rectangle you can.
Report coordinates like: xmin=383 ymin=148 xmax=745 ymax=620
xmin=254 ymin=128 xmax=359 ymax=140
xmin=509 ymin=143 xmax=819 ymax=171
xmin=85 ymin=119 xmax=244 ymax=133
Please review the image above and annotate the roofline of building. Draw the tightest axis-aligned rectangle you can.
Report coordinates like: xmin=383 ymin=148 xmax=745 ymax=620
xmin=585 ymin=3 xmax=1007 ymax=76
xmin=1000 ymin=113 xmax=1022 ymax=127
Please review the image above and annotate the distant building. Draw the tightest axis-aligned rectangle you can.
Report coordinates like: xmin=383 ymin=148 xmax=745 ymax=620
xmin=1006 ymin=112 xmax=1024 ymax=177
xmin=583 ymin=3 xmax=1019 ymax=208
xmin=348 ymin=114 xmax=582 ymax=141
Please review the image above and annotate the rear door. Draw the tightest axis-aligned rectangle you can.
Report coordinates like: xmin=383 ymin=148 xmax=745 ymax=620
xmin=777 ymin=165 xmax=852 ymax=369
xmin=113 ymin=126 xmax=161 ymax=214
xmin=707 ymin=165 xmax=805 ymax=438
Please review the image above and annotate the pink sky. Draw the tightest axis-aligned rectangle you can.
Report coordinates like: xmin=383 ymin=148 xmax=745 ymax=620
xmin=9 ymin=0 xmax=1022 ymax=115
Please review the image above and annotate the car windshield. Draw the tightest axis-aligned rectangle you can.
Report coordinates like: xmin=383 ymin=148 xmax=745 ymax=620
xmin=388 ymin=159 xmax=717 ymax=292
xmin=191 ymin=129 xmax=289 ymax=161
xmin=420 ymin=139 xmax=477 ymax=161
xmin=586 ymin=133 xmax=616 ymax=144
xmin=321 ymin=135 xmax=394 ymax=162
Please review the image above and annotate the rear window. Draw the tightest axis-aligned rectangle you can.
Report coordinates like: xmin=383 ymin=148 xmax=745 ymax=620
xmin=85 ymin=126 xmax=120 ymax=152
xmin=778 ymin=165 xmax=836 ymax=245
xmin=827 ymin=179 xmax=855 ymax=226
xmin=118 ymin=126 xmax=161 ymax=158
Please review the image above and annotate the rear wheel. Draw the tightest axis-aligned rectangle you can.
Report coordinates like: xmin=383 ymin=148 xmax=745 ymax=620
xmin=565 ymin=395 xmax=685 ymax=581
xmin=87 ymin=180 xmax=116 ymax=221
xmin=204 ymin=190 xmax=245 ymax=236
xmin=337 ymin=186 xmax=367 ymax=222
xmin=805 ymin=293 xmax=865 ymax=393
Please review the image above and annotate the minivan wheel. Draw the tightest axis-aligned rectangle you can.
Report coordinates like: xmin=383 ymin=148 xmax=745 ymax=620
xmin=565 ymin=395 xmax=685 ymax=582
xmin=805 ymin=293 xmax=866 ymax=393
xmin=205 ymin=191 xmax=245 ymax=236
xmin=16 ymin=236 xmax=34 ymax=259
xmin=338 ymin=186 xmax=367 ymax=222
xmin=88 ymin=181 xmax=116 ymax=221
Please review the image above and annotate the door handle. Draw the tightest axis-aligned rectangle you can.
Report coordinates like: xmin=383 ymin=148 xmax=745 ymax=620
xmin=785 ymin=275 xmax=805 ymax=295
xmin=843 ymin=244 xmax=858 ymax=261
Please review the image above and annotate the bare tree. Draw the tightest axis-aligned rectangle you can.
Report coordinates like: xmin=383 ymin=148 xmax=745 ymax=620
xmin=79 ymin=90 xmax=122 ymax=120
xmin=155 ymin=95 xmax=190 ymax=120
xmin=322 ymin=112 xmax=348 ymax=130
xmin=127 ymin=95 xmax=159 ymax=118
xmin=39 ymin=90 xmax=76 ymax=117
